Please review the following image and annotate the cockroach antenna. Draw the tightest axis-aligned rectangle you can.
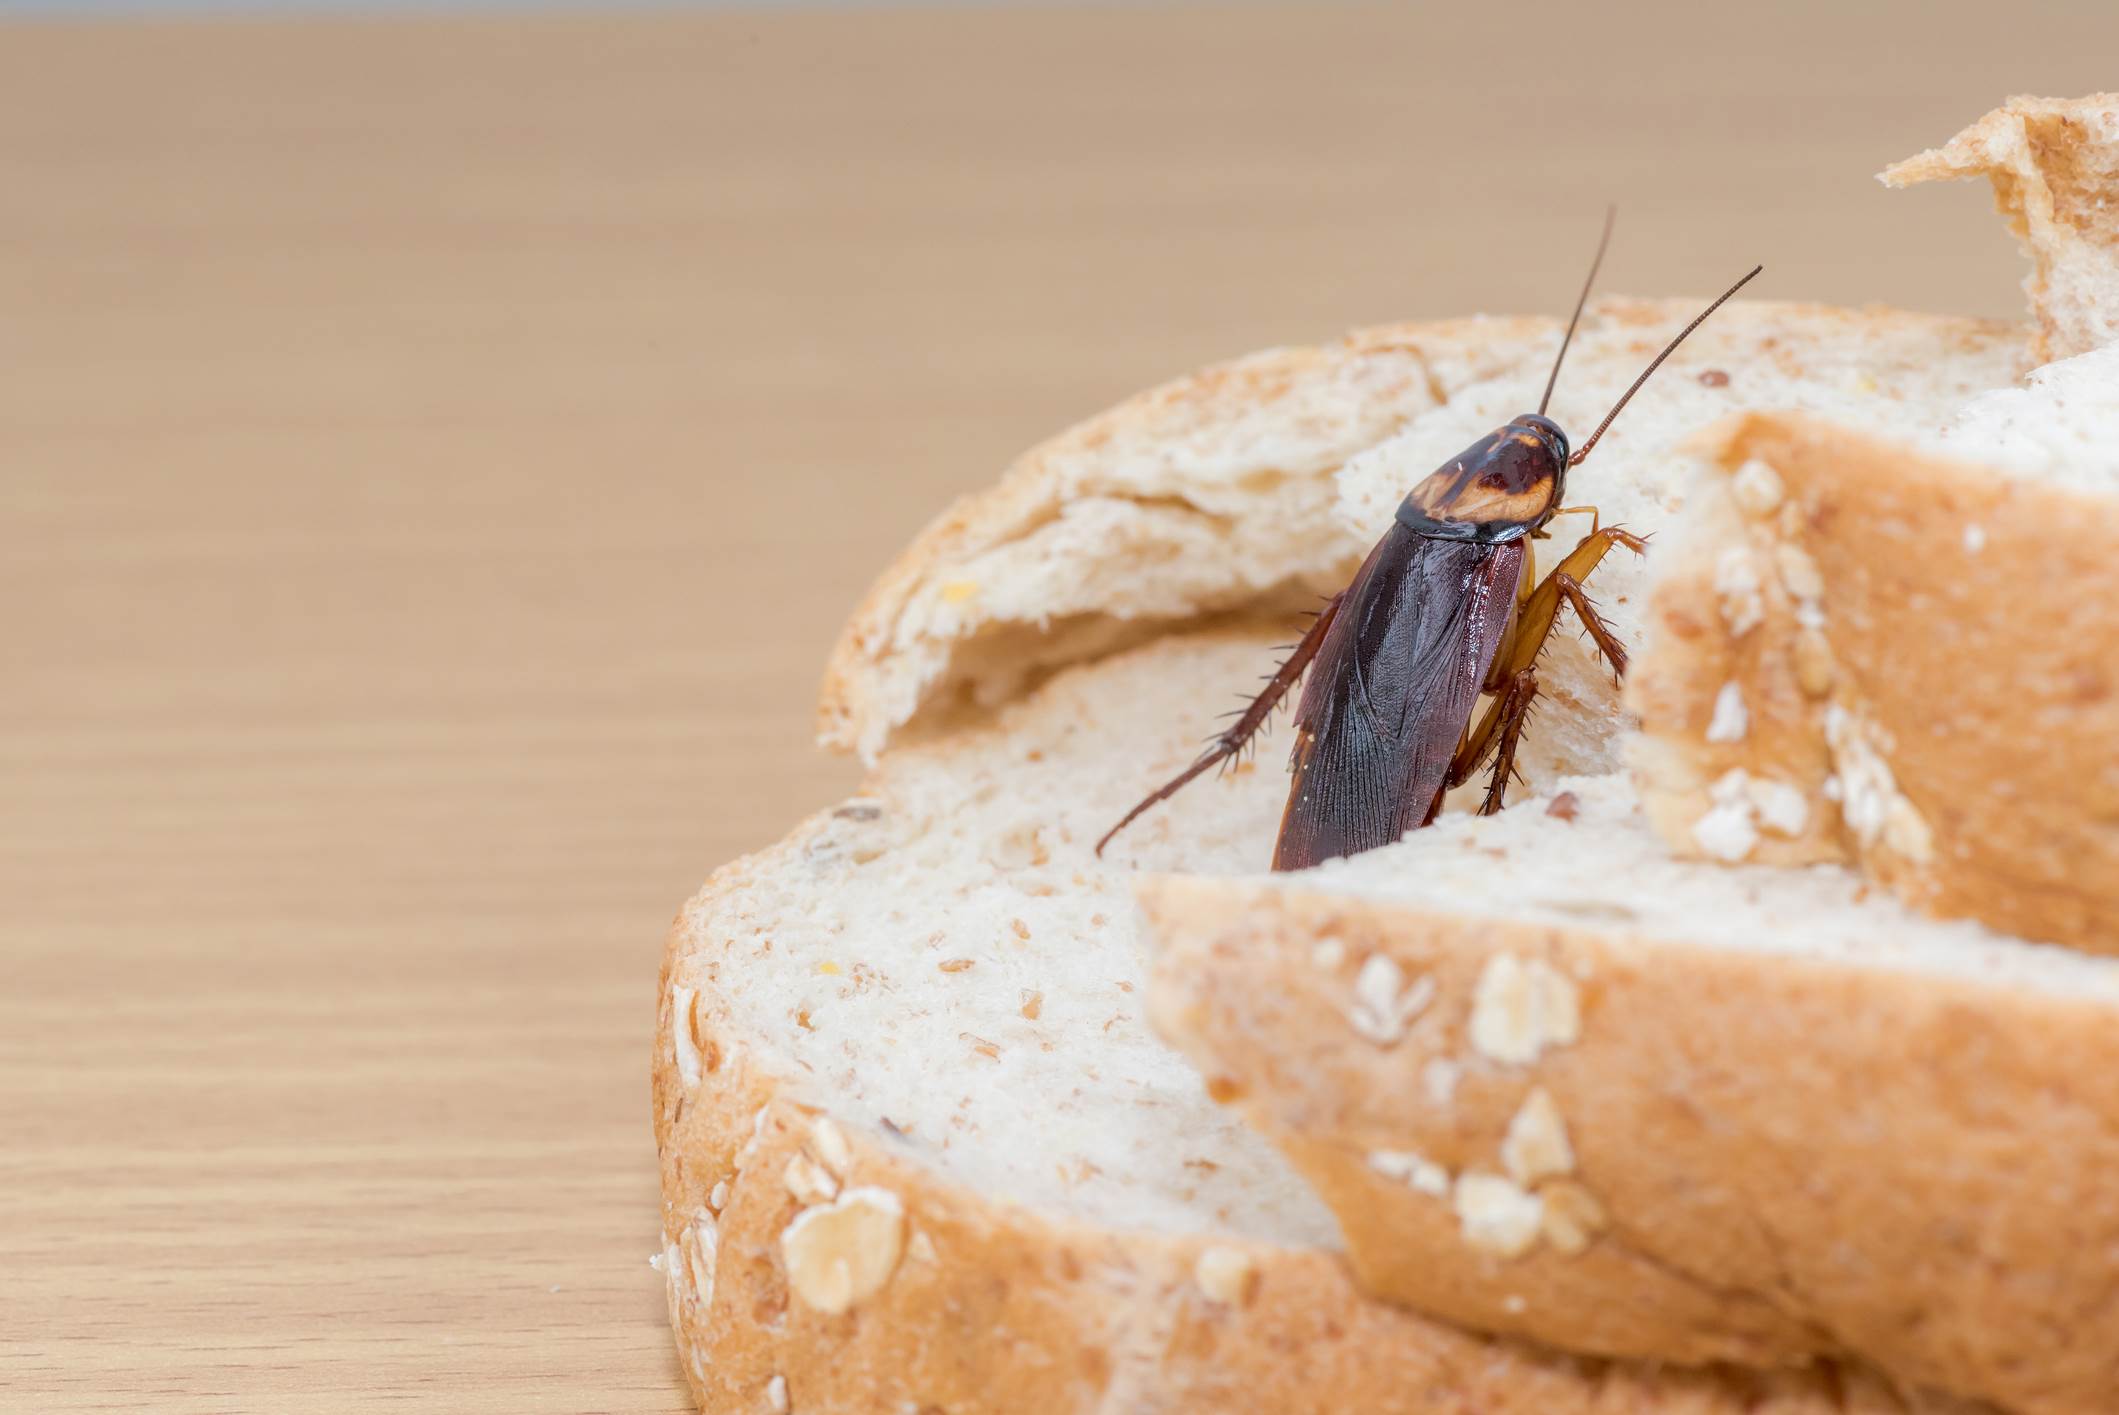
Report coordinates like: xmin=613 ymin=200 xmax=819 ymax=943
xmin=1538 ymin=206 xmax=1616 ymax=417
xmin=1569 ymin=262 xmax=1764 ymax=466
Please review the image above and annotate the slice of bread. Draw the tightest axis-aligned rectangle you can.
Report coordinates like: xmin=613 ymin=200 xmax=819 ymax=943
xmin=1884 ymin=93 xmax=2119 ymax=363
xmin=1625 ymin=404 xmax=2119 ymax=951
xmin=819 ymin=303 xmax=2027 ymax=773
xmin=658 ymin=628 xmax=1951 ymax=1414
xmin=1140 ymin=771 xmax=2119 ymax=1413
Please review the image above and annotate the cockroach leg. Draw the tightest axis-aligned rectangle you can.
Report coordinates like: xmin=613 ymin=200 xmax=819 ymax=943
xmin=1444 ymin=520 xmax=1639 ymax=815
xmin=1477 ymin=667 xmax=1540 ymax=815
xmin=1508 ymin=523 xmax=1646 ymax=681
xmin=1546 ymin=504 xmax=1603 ymax=535
xmin=1094 ymin=591 xmax=1346 ymax=857
xmin=1550 ymin=572 xmax=1629 ymax=680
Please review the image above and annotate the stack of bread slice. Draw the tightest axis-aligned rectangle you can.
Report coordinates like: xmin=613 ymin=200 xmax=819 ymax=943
xmin=654 ymin=94 xmax=2119 ymax=1414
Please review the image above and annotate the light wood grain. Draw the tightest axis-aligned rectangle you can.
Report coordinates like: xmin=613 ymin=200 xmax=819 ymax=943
xmin=3 ymin=4 xmax=2113 ymax=1409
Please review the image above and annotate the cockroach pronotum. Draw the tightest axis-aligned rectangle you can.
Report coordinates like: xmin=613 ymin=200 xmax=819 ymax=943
xmin=1097 ymin=217 xmax=1760 ymax=870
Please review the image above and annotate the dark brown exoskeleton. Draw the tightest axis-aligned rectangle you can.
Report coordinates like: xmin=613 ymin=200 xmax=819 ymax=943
xmin=1098 ymin=219 xmax=1761 ymax=870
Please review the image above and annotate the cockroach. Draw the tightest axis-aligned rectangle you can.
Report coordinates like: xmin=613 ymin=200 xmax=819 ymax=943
xmin=1097 ymin=218 xmax=1760 ymax=870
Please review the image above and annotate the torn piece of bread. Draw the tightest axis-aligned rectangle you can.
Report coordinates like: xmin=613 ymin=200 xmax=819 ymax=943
xmin=1938 ymin=338 xmax=2119 ymax=483
xmin=659 ymin=629 xmax=1928 ymax=1415
xmin=820 ymin=304 xmax=2026 ymax=768
xmin=1884 ymin=93 xmax=2119 ymax=363
xmin=1140 ymin=772 xmax=2119 ymax=1414
xmin=1625 ymin=409 xmax=2119 ymax=951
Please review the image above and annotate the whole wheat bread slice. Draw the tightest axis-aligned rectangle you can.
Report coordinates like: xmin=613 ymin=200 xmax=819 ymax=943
xmin=1140 ymin=770 xmax=2119 ymax=1414
xmin=658 ymin=628 xmax=1969 ymax=1414
xmin=669 ymin=293 xmax=2039 ymax=1411
xmin=1625 ymin=396 xmax=2119 ymax=951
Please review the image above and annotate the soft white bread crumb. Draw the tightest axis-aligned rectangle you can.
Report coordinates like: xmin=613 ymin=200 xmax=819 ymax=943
xmin=1884 ymin=92 xmax=2119 ymax=362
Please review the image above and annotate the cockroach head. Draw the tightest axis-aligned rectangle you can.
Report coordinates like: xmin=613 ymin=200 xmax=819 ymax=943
xmin=1394 ymin=415 xmax=1569 ymax=545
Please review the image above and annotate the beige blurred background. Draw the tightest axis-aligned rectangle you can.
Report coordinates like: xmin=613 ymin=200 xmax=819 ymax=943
xmin=4 ymin=3 xmax=2113 ymax=1409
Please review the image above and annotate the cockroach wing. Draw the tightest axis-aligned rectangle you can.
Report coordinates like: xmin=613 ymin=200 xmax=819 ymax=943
xmin=1272 ymin=530 xmax=1523 ymax=871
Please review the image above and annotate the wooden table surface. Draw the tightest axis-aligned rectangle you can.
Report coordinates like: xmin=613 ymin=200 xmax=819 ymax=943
xmin=5 ymin=3 xmax=2114 ymax=1409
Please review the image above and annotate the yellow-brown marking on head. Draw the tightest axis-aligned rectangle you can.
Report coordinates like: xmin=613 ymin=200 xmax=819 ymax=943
xmin=1396 ymin=415 xmax=1571 ymax=544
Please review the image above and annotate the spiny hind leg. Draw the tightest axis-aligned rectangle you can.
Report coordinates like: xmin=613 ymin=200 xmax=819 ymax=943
xmin=1478 ymin=667 xmax=1540 ymax=815
xmin=1444 ymin=664 xmax=1540 ymax=815
xmin=1095 ymin=592 xmax=1345 ymax=857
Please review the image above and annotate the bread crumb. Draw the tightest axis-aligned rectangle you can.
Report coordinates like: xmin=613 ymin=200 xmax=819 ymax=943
xmin=1824 ymin=706 xmax=1935 ymax=864
xmin=783 ymin=1153 xmax=839 ymax=1205
xmin=1348 ymin=954 xmax=1437 ymax=1046
xmin=1774 ymin=542 xmax=1825 ymax=600
xmin=1885 ymin=798 xmax=1937 ymax=862
xmin=1692 ymin=792 xmax=1758 ymax=861
xmin=1714 ymin=545 xmax=1764 ymax=636
xmin=780 ymin=1187 xmax=905 ymax=1314
xmin=1501 ymin=1088 xmax=1575 ymax=1186
xmin=1503 ymin=1294 xmax=1528 ymax=1314
xmin=671 ymin=986 xmax=703 ymax=1089
xmin=1751 ymin=777 xmax=1810 ymax=836
xmin=1963 ymin=523 xmax=1988 ymax=554
xmin=810 ymin=1117 xmax=852 ymax=1176
xmin=960 ymin=1032 xmax=1001 ymax=1060
xmin=1693 ymin=767 xmax=1809 ymax=861
xmin=1454 ymin=1172 xmax=1544 ymax=1258
xmin=1544 ymin=791 xmax=1579 ymax=821
xmin=681 ymin=1211 xmax=719 ymax=1311
xmin=766 ymin=1373 xmax=790 ymax=1413
xmin=814 ymin=961 xmax=841 ymax=976
xmin=1541 ymin=1180 xmax=1608 ymax=1255
xmin=1469 ymin=955 xmax=1580 ymax=1065
xmin=937 ymin=958 xmax=975 ymax=973
xmin=708 ymin=1180 xmax=730 ymax=1214
xmin=1010 ymin=918 xmax=1031 ymax=941
xmin=1193 ymin=1245 xmax=1258 ymax=1306
xmin=1370 ymin=1148 xmax=1452 ymax=1197
xmin=1794 ymin=628 xmax=1836 ymax=697
xmin=1310 ymin=938 xmax=1347 ymax=970
xmin=1730 ymin=459 xmax=1785 ymax=518
xmin=1704 ymin=681 xmax=1748 ymax=743
xmin=1018 ymin=989 xmax=1043 ymax=1020
xmin=940 ymin=580 xmax=978 ymax=604
xmin=1697 ymin=368 xmax=1731 ymax=387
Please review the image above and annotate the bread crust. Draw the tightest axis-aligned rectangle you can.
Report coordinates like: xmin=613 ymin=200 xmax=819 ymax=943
xmin=1139 ymin=871 xmax=2119 ymax=1414
xmin=1884 ymin=93 xmax=2119 ymax=362
xmin=655 ymin=822 xmax=1930 ymax=1414
xmin=1625 ymin=412 xmax=2119 ymax=951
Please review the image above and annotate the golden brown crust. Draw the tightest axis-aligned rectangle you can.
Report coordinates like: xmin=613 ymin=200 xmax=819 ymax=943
xmin=1625 ymin=412 xmax=2119 ymax=951
xmin=1884 ymin=93 xmax=2119 ymax=362
xmin=1139 ymin=873 xmax=2119 ymax=1414
xmin=654 ymin=833 xmax=1925 ymax=1414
